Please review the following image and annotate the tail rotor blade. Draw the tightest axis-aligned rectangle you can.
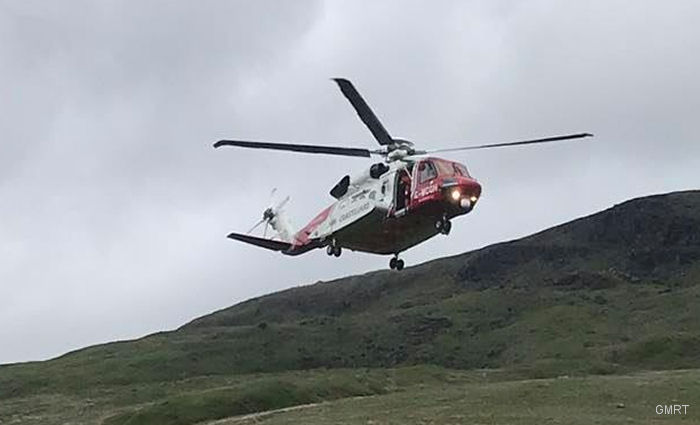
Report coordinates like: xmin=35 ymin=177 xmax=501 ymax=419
xmin=268 ymin=187 xmax=278 ymax=209
xmin=276 ymin=195 xmax=290 ymax=211
xmin=247 ymin=218 xmax=265 ymax=234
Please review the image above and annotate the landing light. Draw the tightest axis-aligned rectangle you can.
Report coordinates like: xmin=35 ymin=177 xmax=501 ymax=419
xmin=451 ymin=189 xmax=461 ymax=201
xmin=470 ymin=195 xmax=478 ymax=203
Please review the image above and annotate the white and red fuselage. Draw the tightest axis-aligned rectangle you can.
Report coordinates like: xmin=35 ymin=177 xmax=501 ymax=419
xmin=275 ymin=156 xmax=481 ymax=256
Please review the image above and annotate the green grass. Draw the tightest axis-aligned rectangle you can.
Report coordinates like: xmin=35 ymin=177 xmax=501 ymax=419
xmin=2 ymin=366 xmax=698 ymax=424
xmin=102 ymin=369 xmax=389 ymax=425
xmin=228 ymin=369 xmax=700 ymax=425
xmin=0 ymin=366 xmax=498 ymax=425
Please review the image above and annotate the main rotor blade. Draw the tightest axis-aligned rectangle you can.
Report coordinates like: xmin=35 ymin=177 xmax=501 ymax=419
xmin=424 ymin=133 xmax=593 ymax=154
xmin=332 ymin=78 xmax=394 ymax=146
xmin=214 ymin=139 xmax=372 ymax=158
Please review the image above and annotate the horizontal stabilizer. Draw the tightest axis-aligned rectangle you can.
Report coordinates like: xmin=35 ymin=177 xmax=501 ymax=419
xmin=227 ymin=232 xmax=292 ymax=252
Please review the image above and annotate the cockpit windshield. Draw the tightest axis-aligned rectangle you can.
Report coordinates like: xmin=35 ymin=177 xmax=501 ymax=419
xmin=434 ymin=160 xmax=455 ymax=176
xmin=454 ymin=163 xmax=470 ymax=177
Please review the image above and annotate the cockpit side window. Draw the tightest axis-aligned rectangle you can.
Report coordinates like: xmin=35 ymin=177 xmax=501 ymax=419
xmin=418 ymin=161 xmax=437 ymax=183
xmin=454 ymin=163 xmax=470 ymax=177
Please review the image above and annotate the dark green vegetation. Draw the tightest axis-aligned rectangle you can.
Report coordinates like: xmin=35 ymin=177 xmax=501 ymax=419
xmin=1 ymin=190 xmax=699 ymax=424
xmin=101 ymin=369 xmax=389 ymax=425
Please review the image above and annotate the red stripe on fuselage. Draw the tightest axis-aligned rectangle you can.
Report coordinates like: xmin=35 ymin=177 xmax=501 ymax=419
xmin=292 ymin=205 xmax=333 ymax=247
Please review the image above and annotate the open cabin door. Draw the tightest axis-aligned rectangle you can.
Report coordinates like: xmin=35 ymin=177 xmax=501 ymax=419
xmin=393 ymin=166 xmax=412 ymax=217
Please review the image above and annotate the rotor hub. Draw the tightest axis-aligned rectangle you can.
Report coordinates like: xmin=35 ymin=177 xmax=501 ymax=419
xmin=390 ymin=138 xmax=415 ymax=153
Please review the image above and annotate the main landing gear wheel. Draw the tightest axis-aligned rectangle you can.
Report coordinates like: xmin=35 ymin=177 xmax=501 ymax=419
xmin=389 ymin=256 xmax=405 ymax=271
xmin=326 ymin=245 xmax=342 ymax=257
xmin=435 ymin=218 xmax=452 ymax=235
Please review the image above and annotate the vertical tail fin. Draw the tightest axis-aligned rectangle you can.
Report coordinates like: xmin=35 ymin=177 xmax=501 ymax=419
xmin=268 ymin=205 xmax=295 ymax=242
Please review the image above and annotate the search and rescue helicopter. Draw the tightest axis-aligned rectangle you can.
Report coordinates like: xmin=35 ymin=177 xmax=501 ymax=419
xmin=214 ymin=78 xmax=592 ymax=270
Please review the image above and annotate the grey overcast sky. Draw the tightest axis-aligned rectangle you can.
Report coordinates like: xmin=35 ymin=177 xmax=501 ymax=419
xmin=1 ymin=0 xmax=699 ymax=364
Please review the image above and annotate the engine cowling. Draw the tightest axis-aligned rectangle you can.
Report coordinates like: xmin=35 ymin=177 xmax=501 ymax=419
xmin=330 ymin=175 xmax=350 ymax=199
xmin=370 ymin=162 xmax=390 ymax=179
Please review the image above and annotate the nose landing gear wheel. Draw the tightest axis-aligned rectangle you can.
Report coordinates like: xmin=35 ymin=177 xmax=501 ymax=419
xmin=389 ymin=256 xmax=405 ymax=271
xmin=435 ymin=218 xmax=452 ymax=235
xmin=441 ymin=220 xmax=452 ymax=235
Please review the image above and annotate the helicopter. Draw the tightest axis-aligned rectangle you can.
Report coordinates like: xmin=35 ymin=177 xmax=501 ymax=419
xmin=214 ymin=78 xmax=592 ymax=270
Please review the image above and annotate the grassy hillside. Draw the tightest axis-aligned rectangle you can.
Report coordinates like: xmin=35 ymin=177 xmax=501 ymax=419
xmin=227 ymin=368 xmax=700 ymax=425
xmin=1 ymin=190 xmax=699 ymax=424
xmin=2 ymin=366 xmax=698 ymax=424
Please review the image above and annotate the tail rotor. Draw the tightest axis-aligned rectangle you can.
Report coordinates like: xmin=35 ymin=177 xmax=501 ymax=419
xmin=246 ymin=188 xmax=292 ymax=241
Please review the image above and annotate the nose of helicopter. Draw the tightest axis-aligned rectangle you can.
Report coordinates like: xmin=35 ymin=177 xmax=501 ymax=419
xmin=444 ymin=178 xmax=482 ymax=210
